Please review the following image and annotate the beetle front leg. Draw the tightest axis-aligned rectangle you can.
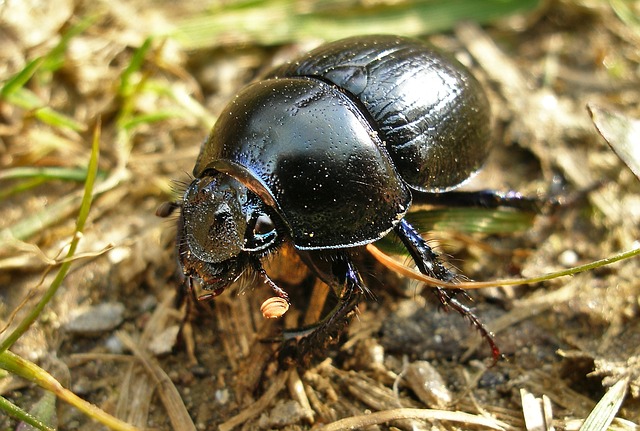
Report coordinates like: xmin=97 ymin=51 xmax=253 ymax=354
xmin=279 ymin=251 xmax=365 ymax=365
xmin=394 ymin=218 xmax=501 ymax=362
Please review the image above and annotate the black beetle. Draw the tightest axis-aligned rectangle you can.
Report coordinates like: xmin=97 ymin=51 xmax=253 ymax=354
xmin=159 ymin=35 xmax=536 ymax=361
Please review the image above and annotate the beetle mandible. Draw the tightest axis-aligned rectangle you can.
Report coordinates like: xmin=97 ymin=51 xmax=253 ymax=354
xmin=160 ymin=35 xmax=535 ymax=361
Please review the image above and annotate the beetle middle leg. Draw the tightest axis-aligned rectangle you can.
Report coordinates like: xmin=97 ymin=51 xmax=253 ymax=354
xmin=279 ymin=251 xmax=366 ymax=364
xmin=394 ymin=218 xmax=501 ymax=361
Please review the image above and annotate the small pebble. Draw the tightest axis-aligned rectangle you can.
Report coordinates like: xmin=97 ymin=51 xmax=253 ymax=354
xmin=139 ymin=295 xmax=158 ymax=312
xmin=105 ymin=335 xmax=124 ymax=354
xmin=65 ymin=302 xmax=125 ymax=336
xmin=558 ymin=249 xmax=578 ymax=267
xmin=215 ymin=389 xmax=229 ymax=405
xmin=148 ymin=325 xmax=180 ymax=356
xmin=404 ymin=360 xmax=452 ymax=408
xmin=258 ymin=400 xmax=306 ymax=428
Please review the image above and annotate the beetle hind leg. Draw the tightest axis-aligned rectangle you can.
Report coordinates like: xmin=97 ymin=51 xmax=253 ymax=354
xmin=412 ymin=189 xmax=544 ymax=212
xmin=394 ymin=218 xmax=501 ymax=362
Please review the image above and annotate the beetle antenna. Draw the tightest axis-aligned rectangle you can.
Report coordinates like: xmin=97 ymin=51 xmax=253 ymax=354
xmin=156 ymin=201 xmax=181 ymax=218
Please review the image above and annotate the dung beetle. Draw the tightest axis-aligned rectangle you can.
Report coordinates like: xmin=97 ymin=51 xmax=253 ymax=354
xmin=159 ymin=35 xmax=537 ymax=361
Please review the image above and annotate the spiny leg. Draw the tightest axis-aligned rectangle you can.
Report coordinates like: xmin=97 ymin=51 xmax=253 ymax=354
xmin=394 ymin=218 xmax=501 ymax=361
xmin=279 ymin=251 xmax=365 ymax=365
xmin=412 ymin=189 xmax=542 ymax=212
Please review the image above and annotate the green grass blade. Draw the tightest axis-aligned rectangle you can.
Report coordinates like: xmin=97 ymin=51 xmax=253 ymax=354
xmin=120 ymin=111 xmax=184 ymax=130
xmin=0 ymin=166 xmax=106 ymax=182
xmin=119 ymin=37 xmax=153 ymax=97
xmin=0 ymin=123 xmax=100 ymax=352
xmin=0 ymin=395 xmax=55 ymax=431
xmin=0 ymin=166 xmax=105 ymax=200
xmin=406 ymin=207 xmax=536 ymax=235
xmin=0 ymin=58 xmax=44 ymax=99
xmin=0 ymin=351 xmax=140 ymax=431
xmin=171 ymin=0 xmax=539 ymax=49
xmin=40 ymin=15 xmax=95 ymax=72
xmin=374 ymin=207 xmax=536 ymax=254
xmin=4 ymin=87 xmax=86 ymax=132
xmin=0 ymin=177 xmax=47 ymax=200
xmin=33 ymin=106 xmax=87 ymax=132
xmin=2 ymin=193 xmax=87 ymax=242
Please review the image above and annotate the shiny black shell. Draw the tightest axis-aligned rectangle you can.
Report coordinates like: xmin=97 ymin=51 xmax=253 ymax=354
xmin=194 ymin=35 xmax=490 ymax=250
xmin=267 ymin=35 xmax=491 ymax=191
xmin=195 ymin=77 xmax=410 ymax=249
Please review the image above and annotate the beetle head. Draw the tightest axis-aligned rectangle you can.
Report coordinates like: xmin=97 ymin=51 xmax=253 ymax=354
xmin=178 ymin=173 xmax=279 ymax=295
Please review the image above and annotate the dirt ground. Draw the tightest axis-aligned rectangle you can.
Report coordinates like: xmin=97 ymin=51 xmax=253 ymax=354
xmin=1 ymin=1 xmax=640 ymax=430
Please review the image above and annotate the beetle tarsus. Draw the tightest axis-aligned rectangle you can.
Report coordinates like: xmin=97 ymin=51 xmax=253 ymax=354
xmin=394 ymin=218 xmax=501 ymax=362
xmin=434 ymin=287 xmax=501 ymax=364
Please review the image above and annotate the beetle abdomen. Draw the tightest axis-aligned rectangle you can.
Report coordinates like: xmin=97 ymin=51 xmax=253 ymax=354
xmin=195 ymin=77 xmax=411 ymax=249
xmin=268 ymin=35 xmax=491 ymax=192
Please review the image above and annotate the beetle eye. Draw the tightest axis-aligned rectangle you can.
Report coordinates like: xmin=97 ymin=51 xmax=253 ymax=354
xmin=244 ymin=214 xmax=277 ymax=252
xmin=254 ymin=214 xmax=275 ymax=235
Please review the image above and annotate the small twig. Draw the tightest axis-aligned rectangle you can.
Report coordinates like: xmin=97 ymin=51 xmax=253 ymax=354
xmin=320 ymin=407 xmax=508 ymax=431
xmin=117 ymin=331 xmax=197 ymax=431
xmin=219 ymin=370 xmax=291 ymax=431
